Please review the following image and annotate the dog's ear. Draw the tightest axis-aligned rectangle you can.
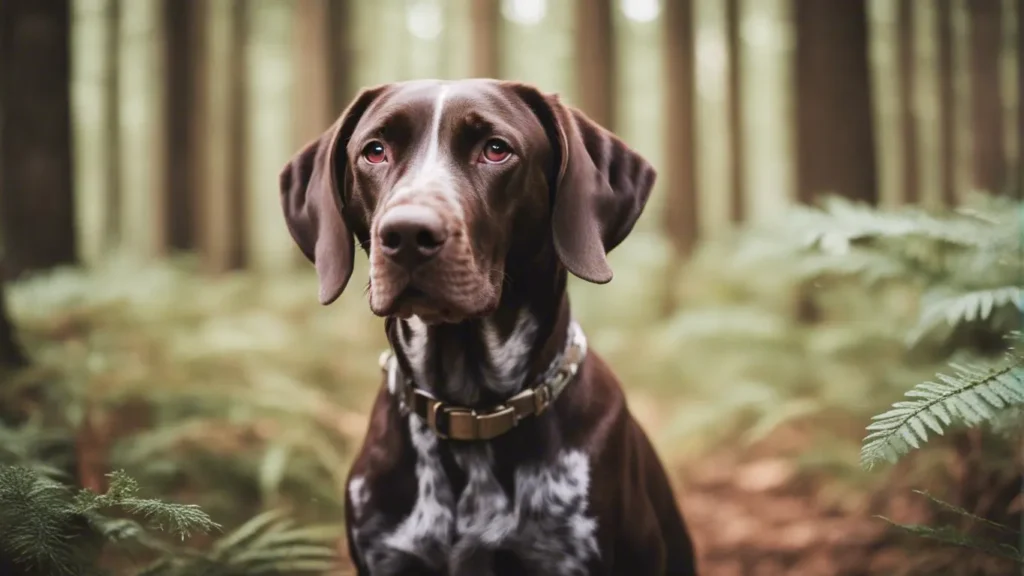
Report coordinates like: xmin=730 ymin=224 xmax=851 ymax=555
xmin=508 ymin=83 xmax=656 ymax=284
xmin=280 ymin=86 xmax=385 ymax=304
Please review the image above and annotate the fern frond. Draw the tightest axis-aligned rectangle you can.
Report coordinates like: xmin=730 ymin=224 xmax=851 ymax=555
xmin=177 ymin=510 xmax=342 ymax=576
xmin=861 ymin=357 xmax=1024 ymax=469
xmin=911 ymin=490 xmax=1020 ymax=534
xmin=879 ymin=517 xmax=1024 ymax=563
xmin=908 ymin=286 xmax=1023 ymax=345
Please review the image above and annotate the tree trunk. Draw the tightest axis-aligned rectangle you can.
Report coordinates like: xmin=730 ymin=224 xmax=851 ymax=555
xmin=794 ymin=0 xmax=878 ymax=205
xmin=470 ymin=0 xmax=502 ymax=79
xmin=327 ymin=0 xmax=354 ymax=114
xmin=164 ymin=0 xmax=201 ymax=251
xmin=193 ymin=0 xmax=249 ymax=274
xmin=662 ymin=0 xmax=697 ymax=257
xmin=936 ymin=0 xmax=958 ymax=206
xmin=897 ymin=0 xmax=920 ymax=204
xmin=967 ymin=0 xmax=1006 ymax=195
xmin=725 ymin=0 xmax=744 ymax=223
xmin=574 ymin=0 xmax=616 ymax=130
xmin=1018 ymin=0 xmax=1023 ymax=199
xmin=0 ymin=278 xmax=27 ymax=369
xmin=0 ymin=0 xmax=76 ymax=279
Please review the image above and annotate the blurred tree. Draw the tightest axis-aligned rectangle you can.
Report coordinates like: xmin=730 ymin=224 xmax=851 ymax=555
xmin=0 ymin=0 xmax=77 ymax=279
xmin=967 ymin=0 xmax=1006 ymax=195
xmin=662 ymin=0 xmax=698 ymax=258
xmin=103 ymin=0 xmax=123 ymax=254
xmin=936 ymin=0 xmax=957 ymax=206
xmin=725 ymin=0 xmax=744 ymax=223
xmin=326 ymin=0 xmax=354 ymax=113
xmin=193 ymin=0 xmax=249 ymax=274
xmin=0 ymin=277 xmax=26 ymax=369
xmin=897 ymin=0 xmax=920 ymax=205
xmin=165 ymin=0 xmax=202 ymax=252
xmin=794 ymin=0 xmax=878 ymax=205
xmin=1019 ymin=0 xmax=1023 ymax=198
xmin=575 ymin=0 xmax=616 ymax=130
xmin=470 ymin=0 xmax=502 ymax=78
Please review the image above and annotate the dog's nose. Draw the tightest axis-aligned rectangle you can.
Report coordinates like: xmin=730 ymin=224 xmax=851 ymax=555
xmin=377 ymin=205 xmax=448 ymax=268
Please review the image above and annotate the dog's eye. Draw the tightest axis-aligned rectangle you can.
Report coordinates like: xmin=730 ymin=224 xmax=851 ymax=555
xmin=480 ymin=139 xmax=513 ymax=164
xmin=362 ymin=141 xmax=387 ymax=164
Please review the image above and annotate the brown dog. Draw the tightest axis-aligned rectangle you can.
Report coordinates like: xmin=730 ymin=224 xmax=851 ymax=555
xmin=280 ymin=79 xmax=698 ymax=576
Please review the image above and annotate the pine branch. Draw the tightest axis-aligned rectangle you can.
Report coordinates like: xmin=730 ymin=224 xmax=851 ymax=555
xmin=861 ymin=356 xmax=1024 ymax=469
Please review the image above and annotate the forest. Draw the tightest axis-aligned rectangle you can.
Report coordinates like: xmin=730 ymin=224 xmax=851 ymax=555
xmin=0 ymin=0 xmax=1021 ymax=574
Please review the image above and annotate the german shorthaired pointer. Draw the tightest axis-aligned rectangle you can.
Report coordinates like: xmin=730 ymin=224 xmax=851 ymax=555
xmin=280 ymin=79 xmax=698 ymax=575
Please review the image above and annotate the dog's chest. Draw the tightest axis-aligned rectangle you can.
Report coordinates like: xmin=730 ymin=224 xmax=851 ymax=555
xmin=350 ymin=417 xmax=599 ymax=575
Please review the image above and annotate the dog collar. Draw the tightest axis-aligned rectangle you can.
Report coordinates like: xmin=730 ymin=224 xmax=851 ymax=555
xmin=378 ymin=321 xmax=588 ymax=441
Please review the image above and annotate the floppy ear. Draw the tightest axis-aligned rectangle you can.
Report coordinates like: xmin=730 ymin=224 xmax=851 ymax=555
xmin=279 ymin=87 xmax=384 ymax=305
xmin=509 ymin=84 xmax=657 ymax=284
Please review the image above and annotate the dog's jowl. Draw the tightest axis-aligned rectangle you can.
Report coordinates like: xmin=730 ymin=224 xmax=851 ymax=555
xmin=279 ymin=79 xmax=699 ymax=576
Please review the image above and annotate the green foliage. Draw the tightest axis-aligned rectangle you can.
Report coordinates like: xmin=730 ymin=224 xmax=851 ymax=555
xmin=789 ymin=194 xmax=1023 ymax=564
xmin=861 ymin=353 xmax=1024 ymax=468
xmin=786 ymin=195 xmax=1022 ymax=464
xmin=0 ymin=465 xmax=218 ymax=575
xmin=878 ymin=491 xmax=1023 ymax=565
xmin=0 ymin=463 xmax=341 ymax=576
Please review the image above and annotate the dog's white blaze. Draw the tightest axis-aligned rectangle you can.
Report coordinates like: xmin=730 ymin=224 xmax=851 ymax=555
xmin=386 ymin=85 xmax=463 ymax=218
xmin=423 ymin=85 xmax=449 ymax=169
xmin=481 ymin=308 xmax=538 ymax=394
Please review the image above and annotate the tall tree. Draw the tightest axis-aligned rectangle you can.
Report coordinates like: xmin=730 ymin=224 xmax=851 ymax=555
xmin=725 ymin=0 xmax=744 ymax=223
xmin=0 ymin=0 xmax=77 ymax=278
xmin=662 ymin=0 xmax=698 ymax=257
xmin=193 ymin=0 xmax=249 ymax=273
xmin=574 ymin=0 xmax=616 ymax=130
xmin=936 ymin=0 xmax=957 ymax=206
xmin=0 ymin=277 xmax=26 ymax=369
xmin=968 ymin=0 xmax=1006 ymax=195
xmin=793 ymin=0 xmax=878 ymax=205
xmin=1018 ymin=0 xmax=1023 ymax=198
xmin=164 ymin=0 xmax=202 ymax=251
xmin=470 ymin=0 xmax=502 ymax=79
xmin=897 ymin=0 xmax=920 ymax=204
xmin=326 ymin=0 xmax=354 ymax=113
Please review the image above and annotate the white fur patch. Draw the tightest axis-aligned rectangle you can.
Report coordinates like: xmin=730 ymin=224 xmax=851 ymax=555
xmin=381 ymin=417 xmax=455 ymax=568
xmin=397 ymin=316 xmax=430 ymax=393
xmin=480 ymin=309 xmax=539 ymax=394
xmin=348 ymin=475 xmax=370 ymax=519
xmin=355 ymin=415 xmax=599 ymax=574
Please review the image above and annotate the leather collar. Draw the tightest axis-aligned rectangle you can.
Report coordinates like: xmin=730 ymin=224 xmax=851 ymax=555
xmin=378 ymin=321 xmax=588 ymax=441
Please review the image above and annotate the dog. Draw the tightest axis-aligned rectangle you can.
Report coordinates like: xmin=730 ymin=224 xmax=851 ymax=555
xmin=279 ymin=79 xmax=698 ymax=575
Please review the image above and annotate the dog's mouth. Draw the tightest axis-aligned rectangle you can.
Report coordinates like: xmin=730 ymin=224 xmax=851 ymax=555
xmin=377 ymin=283 xmax=459 ymax=324
xmin=371 ymin=274 xmax=501 ymax=325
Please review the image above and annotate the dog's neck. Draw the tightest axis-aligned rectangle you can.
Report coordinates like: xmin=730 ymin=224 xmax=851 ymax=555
xmin=385 ymin=250 xmax=570 ymax=407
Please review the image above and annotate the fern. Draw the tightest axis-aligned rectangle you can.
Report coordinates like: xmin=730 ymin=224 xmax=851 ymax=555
xmin=861 ymin=355 xmax=1024 ymax=468
xmin=878 ymin=490 xmax=1023 ymax=564
xmin=138 ymin=509 xmax=342 ymax=576
xmin=907 ymin=286 xmax=1023 ymax=345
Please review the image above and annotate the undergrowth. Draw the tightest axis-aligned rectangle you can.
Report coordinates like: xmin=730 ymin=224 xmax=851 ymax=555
xmin=0 ymin=193 xmax=1018 ymax=573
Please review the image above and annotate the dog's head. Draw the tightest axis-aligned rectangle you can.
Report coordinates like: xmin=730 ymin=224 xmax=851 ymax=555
xmin=280 ymin=79 xmax=655 ymax=324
